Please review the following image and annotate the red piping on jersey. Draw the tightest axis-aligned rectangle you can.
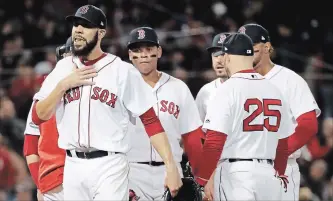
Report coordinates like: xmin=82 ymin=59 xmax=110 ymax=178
xmin=32 ymin=101 xmax=47 ymax=125
xmin=287 ymin=110 xmax=318 ymax=155
xmin=182 ymin=127 xmax=204 ymax=176
xmin=77 ymin=87 xmax=83 ymax=147
xmin=23 ymin=134 xmax=39 ymax=156
xmin=236 ymin=69 xmax=256 ymax=73
xmin=306 ymin=136 xmax=330 ymax=159
xmin=197 ymin=130 xmax=227 ymax=185
xmin=140 ymin=107 xmax=165 ymax=137
xmin=274 ymin=137 xmax=288 ymax=175
xmin=80 ymin=53 xmax=107 ymax=66
xmin=87 ymin=79 xmax=93 ymax=148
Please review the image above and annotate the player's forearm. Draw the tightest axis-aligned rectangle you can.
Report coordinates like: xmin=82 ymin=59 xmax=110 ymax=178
xmin=150 ymin=132 xmax=177 ymax=167
xmin=34 ymin=82 xmax=67 ymax=123
xmin=23 ymin=134 xmax=40 ymax=187
xmin=274 ymin=137 xmax=288 ymax=175
xmin=197 ymin=130 xmax=226 ymax=183
xmin=287 ymin=111 xmax=318 ymax=155
xmin=182 ymin=127 xmax=204 ymax=176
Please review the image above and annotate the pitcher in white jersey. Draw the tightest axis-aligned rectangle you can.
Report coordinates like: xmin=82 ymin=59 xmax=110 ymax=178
xmin=196 ymin=32 xmax=231 ymax=122
xmin=126 ymin=26 xmax=204 ymax=201
xmin=197 ymin=33 xmax=292 ymax=201
xmin=239 ymin=23 xmax=321 ymax=201
xmin=30 ymin=5 xmax=182 ymax=201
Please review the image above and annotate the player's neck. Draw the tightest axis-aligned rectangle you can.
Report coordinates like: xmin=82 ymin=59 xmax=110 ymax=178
xmin=86 ymin=47 xmax=104 ymax=61
xmin=255 ymin=59 xmax=275 ymax=76
xmin=142 ymin=70 xmax=161 ymax=88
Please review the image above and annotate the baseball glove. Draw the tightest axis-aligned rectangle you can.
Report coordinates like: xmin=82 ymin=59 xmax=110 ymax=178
xmin=163 ymin=177 xmax=203 ymax=201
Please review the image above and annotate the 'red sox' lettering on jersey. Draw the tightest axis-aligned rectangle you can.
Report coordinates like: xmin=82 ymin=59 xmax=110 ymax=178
xmin=159 ymin=100 xmax=180 ymax=119
xmin=91 ymin=86 xmax=118 ymax=108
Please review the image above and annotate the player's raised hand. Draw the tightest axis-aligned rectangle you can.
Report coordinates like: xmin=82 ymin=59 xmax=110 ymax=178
xmin=61 ymin=66 xmax=97 ymax=90
xmin=164 ymin=163 xmax=183 ymax=197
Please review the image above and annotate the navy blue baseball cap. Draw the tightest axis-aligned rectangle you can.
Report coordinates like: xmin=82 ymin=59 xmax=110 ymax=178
xmin=213 ymin=33 xmax=254 ymax=57
xmin=238 ymin=24 xmax=270 ymax=44
xmin=127 ymin=27 xmax=160 ymax=49
xmin=66 ymin=5 xmax=107 ymax=29
xmin=206 ymin=32 xmax=232 ymax=53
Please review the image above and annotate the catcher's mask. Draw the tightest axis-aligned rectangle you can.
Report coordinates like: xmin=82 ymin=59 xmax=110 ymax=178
xmin=164 ymin=177 xmax=203 ymax=201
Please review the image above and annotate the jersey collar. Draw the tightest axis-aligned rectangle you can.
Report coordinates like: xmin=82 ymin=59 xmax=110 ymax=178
xmin=152 ymin=72 xmax=170 ymax=92
xmin=72 ymin=53 xmax=117 ymax=72
xmin=231 ymin=69 xmax=264 ymax=80
xmin=263 ymin=65 xmax=283 ymax=80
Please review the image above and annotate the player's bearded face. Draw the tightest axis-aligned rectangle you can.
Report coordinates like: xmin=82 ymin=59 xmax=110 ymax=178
xmin=72 ymin=30 xmax=98 ymax=57
xmin=129 ymin=44 xmax=162 ymax=75
xmin=211 ymin=50 xmax=227 ymax=78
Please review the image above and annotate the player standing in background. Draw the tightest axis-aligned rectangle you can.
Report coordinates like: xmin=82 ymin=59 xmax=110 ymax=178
xmin=198 ymin=33 xmax=291 ymax=201
xmin=196 ymin=32 xmax=231 ymax=122
xmin=126 ymin=26 xmax=203 ymax=201
xmin=31 ymin=5 xmax=182 ymax=201
xmin=239 ymin=23 xmax=321 ymax=201
xmin=23 ymin=38 xmax=72 ymax=201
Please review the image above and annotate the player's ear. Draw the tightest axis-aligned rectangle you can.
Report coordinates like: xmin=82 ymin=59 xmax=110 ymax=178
xmin=264 ymin=43 xmax=270 ymax=54
xmin=128 ymin=50 xmax=133 ymax=61
xmin=157 ymin=46 xmax=162 ymax=58
xmin=98 ymin=29 xmax=106 ymax=39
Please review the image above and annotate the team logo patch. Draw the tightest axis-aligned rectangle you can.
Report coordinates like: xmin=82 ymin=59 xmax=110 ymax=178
xmin=78 ymin=6 xmax=89 ymax=14
xmin=217 ymin=34 xmax=227 ymax=44
xmin=137 ymin=29 xmax=145 ymax=39
xmin=239 ymin=26 xmax=246 ymax=34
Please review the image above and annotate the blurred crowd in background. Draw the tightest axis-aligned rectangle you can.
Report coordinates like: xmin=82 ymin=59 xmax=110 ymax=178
xmin=0 ymin=0 xmax=332 ymax=200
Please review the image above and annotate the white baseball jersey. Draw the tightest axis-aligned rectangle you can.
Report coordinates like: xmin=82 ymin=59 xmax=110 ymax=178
xmin=24 ymin=103 xmax=40 ymax=136
xmin=203 ymin=70 xmax=293 ymax=159
xmin=264 ymin=65 xmax=321 ymax=159
xmin=127 ymin=72 xmax=202 ymax=163
xmin=33 ymin=54 xmax=156 ymax=153
xmin=195 ymin=78 xmax=224 ymax=122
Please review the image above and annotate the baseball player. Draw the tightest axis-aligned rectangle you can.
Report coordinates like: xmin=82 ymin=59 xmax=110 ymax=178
xmin=196 ymin=32 xmax=231 ymax=122
xmin=30 ymin=5 xmax=182 ymax=201
xmin=23 ymin=38 xmax=72 ymax=201
xmin=197 ymin=33 xmax=292 ymax=201
xmin=239 ymin=23 xmax=321 ymax=201
xmin=126 ymin=27 xmax=204 ymax=201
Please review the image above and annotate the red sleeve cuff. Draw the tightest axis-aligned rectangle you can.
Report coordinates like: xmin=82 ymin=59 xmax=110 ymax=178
xmin=182 ymin=127 xmax=204 ymax=176
xmin=32 ymin=101 xmax=46 ymax=125
xmin=28 ymin=162 xmax=39 ymax=188
xmin=23 ymin=135 xmax=39 ymax=156
xmin=197 ymin=130 xmax=227 ymax=180
xmin=139 ymin=107 xmax=165 ymax=137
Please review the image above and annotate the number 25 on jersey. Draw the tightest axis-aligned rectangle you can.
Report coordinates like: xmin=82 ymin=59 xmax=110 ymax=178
xmin=243 ymin=98 xmax=282 ymax=132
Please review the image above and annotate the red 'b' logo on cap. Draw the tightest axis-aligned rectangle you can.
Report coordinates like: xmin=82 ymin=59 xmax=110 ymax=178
xmin=137 ymin=29 xmax=145 ymax=39
xmin=79 ymin=6 xmax=89 ymax=14
xmin=238 ymin=26 xmax=246 ymax=34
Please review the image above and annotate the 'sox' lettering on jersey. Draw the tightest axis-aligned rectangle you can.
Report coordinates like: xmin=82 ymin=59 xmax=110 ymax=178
xmin=64 ymin=87 xmax=81 ymax=104
xmin=159 ymin=100 xmax=180 ymax=119
xmin=91 ymin=86 xmax=118 ymax=108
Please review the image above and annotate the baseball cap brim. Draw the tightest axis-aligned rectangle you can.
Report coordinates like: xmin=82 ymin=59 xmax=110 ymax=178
xmin=127 ymin=40 xmax=159 ymax=49
xmin=206 ymin=46 xmax=220 ymax=52
xmin=65 ymin=15 xmax=99 ymax=28
xmin=212 ymin=50 xmax=225 ymax=57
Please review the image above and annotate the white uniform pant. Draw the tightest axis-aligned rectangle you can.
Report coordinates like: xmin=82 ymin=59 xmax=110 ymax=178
xmin=281 ymin=158 xmax=300 ymax=201
xmin=214 ymin=159 xmax=282 ymax=201
xmin=63 ymin=152 xmax=129 ymax=201
xmin=128 ymin=162 xmax=183 ymax=201
xmin=42 ymin=185 xmax=64 ymax=201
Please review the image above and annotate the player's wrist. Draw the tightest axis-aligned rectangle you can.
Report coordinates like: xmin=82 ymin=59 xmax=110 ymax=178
xmin=57 ymin=80 xmax=69 ymax=93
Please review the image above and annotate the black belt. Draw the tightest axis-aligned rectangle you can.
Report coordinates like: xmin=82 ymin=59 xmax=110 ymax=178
xmin=137 ymin=161 xmax=165 ymax=166
xmin=228 ymin=158 xmax=273 ymax=165
xmin=66 ymin=150 xmax=120 ymax=159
